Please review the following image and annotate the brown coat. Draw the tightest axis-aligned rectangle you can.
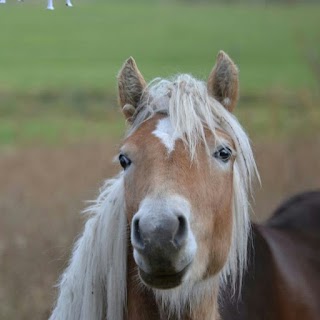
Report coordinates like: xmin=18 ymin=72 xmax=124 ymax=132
xmin=220 ymin=191 xmax=320 ymax=320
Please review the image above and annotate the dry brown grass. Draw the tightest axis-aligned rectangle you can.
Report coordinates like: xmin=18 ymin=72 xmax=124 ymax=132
xmin=0 ymin=136 xmax=319 ymax=320
xmin=0 ymin=143 xmax=118 ymax=320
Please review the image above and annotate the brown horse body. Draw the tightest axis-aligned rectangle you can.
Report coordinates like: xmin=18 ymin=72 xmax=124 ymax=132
xmin=221 ymin=191 xmax=320 ymax=320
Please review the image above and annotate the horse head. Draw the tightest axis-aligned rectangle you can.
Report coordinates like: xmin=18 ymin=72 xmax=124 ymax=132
xmin=117 ymin=52 xmax=257 ymax=306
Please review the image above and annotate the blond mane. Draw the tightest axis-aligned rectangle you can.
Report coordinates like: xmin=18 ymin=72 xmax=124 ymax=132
xmin=49 ymin=175 xmax=127 ymax=320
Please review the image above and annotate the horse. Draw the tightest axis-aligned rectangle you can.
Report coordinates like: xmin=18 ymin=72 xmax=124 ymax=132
xmin=221 ymin=190 xmax=320 ymax=320
xmin=49 ymin=52 xmax=319 ymax=320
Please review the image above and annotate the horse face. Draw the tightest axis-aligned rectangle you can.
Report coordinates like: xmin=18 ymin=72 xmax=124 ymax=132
xmin=119 ymin=114 xmax=235 ymax=289
xmin=117 ymin=52 xmax=239 ymax=290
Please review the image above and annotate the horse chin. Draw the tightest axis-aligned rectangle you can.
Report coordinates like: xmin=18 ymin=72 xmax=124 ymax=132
xmin=138 ymin=264 xmax=190 ymax=289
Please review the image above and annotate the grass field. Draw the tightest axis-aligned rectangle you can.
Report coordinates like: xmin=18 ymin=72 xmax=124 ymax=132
xmin=0 ymin=1 xmax=320 ymax=145
xmin=0 ymin=1 xmax=319 ymax=92
xmin=0 ymin=2 xmax=319 ymax=319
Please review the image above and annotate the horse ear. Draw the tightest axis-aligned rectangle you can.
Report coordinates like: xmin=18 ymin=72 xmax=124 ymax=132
xmin=207 ymin=51 xmax=239 ymax=113
xmin=118 ymin=57 xmax=147 ymax=122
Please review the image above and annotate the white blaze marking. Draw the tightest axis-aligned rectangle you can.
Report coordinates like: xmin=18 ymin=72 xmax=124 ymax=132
xmin=152 ymin=118 xmax=180 ymax=154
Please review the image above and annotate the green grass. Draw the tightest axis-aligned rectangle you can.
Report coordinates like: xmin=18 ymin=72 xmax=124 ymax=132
xmin=0 ymin=1 xmax=319 ymax=93
xmin=0 ymin=116 xmax=125 ymax=146
xmin=0 ymin=1 xmax=319 ymax=146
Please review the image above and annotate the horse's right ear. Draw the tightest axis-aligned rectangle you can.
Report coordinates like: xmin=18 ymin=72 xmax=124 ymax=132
xmin=117 ymin=57 xmax=147 ymax=122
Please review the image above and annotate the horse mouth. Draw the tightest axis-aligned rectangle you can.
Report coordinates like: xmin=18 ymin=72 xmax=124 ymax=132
xmin=138 ymin=264 xmax=190 ymax=289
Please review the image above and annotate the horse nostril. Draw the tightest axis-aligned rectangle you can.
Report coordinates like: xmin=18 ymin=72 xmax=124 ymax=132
xmin=132 ymin=218 xmax=144 ymax=250
xmin=174 ymin=215 xmax=188 ymax=247
xmin=132 ymin=213 xmax=189 ymax=251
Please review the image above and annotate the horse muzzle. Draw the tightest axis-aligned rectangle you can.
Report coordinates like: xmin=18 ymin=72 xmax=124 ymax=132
xmin=130 ymin=196 xmax=197 ymax=289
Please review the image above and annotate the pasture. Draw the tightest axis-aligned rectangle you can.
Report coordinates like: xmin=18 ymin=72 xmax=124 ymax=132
xmin=0 ymin=1 xmax=319 ymax=319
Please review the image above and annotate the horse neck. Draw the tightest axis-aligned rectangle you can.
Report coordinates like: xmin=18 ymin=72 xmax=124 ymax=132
xmin=126 ymin=248 xmax=221 ymax=320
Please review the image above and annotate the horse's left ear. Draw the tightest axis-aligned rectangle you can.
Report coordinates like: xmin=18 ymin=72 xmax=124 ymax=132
xmin=207 ymin=51 xmax=239 ymax=113
xmin=118 ymin=57 xmax=147 ymax=122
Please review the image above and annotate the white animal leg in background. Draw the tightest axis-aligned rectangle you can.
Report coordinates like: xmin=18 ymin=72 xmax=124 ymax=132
xmin=0 ymin=0 xmax=6 ymax=4
xmin=47 ymin=0 xmax=54 ymax=10
xmin=66 ymin=0 xmax=73 ymax=7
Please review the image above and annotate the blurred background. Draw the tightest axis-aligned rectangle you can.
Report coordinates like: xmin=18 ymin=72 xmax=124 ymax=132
xmin=0 ymin=0 xmax=319 ymax=319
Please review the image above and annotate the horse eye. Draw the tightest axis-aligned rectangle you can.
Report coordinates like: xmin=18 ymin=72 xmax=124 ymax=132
xmin=119 ymin=154 xmax=131 ymax=169
xmin=214 ymin=146 xmax=232 ymax=163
